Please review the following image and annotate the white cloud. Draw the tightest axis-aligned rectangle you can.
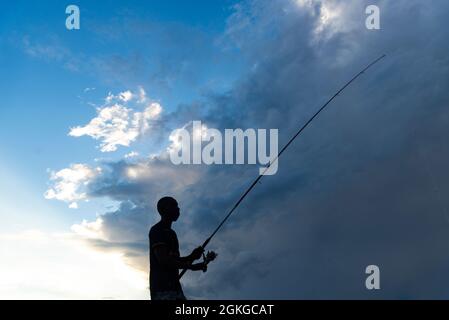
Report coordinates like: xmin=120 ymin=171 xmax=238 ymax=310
xmin=167 ymin=121 xmax=208 ymax=157
xmin=0 ymin=230 xmax=148 ymax=299
xmin=44 ymin=164 xmax=101 ymax=207
xmin=69 ymin=202 xmax=79 ymax=209
xmin=71 ymin=218 xmax=104 ymax=239
xmin=104 ymin=88 xmax=146 ymax=104
xmin=137 ymin=86 xmax=147 ymax=104
xmin=119 ymin=90 xmax=133 ymax=102
xmin=125 ymin=151 xmax=139 ymax=158
xmin=294 ymin=0 xmax=350 ymax=40
xmin=69 ymin=102 xmax=162 ymax=152
xmin=105 ymin=92 xmax=115 ymax=103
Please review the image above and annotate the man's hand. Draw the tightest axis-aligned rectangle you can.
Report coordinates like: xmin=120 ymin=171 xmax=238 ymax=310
xmin=187 ymin=251 xmax=217 ymax=273
xmin=204 ymin=251 xmax=217 ymax=263
xmin=189 ymin=246 xmax=204 ymax=261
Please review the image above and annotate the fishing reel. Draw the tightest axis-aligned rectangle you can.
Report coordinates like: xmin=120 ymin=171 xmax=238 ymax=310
xmin=201 ymin=251 xmax=218 ymax=272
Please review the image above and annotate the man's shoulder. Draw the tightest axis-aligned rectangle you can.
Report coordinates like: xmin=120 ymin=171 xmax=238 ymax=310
xmin=149 ymin=222 xmax=159 ymax=233
xmin=149 ymin=222 xmax=161 ymax=237
xmin=149 ymin=222 xmax=176 ymax=238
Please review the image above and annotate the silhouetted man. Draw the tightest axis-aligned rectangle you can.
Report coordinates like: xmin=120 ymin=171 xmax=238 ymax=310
xmin=149 ymin=196 xmax=209 ymax=300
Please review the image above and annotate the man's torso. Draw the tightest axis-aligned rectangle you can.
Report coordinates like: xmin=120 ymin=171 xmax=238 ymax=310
xmin=149 ymin=222 xmax=183 ymax=294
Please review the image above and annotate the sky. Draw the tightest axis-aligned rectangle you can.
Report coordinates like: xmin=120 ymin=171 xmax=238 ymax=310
xmin=1 ymin=0 xmax=449 ymax=299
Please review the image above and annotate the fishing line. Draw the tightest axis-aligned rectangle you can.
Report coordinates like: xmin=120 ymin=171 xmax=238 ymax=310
xmin=180 ymin=54 xmax=387 ymax=279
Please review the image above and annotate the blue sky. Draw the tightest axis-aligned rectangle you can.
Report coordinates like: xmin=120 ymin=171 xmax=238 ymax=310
xmin=0 ymin=0 xmax=243 ymax=232
xmin=2 ymin=0 xmax=449 ymax=300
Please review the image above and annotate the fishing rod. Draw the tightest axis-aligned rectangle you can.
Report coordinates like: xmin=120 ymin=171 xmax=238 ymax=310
xmin=179 ymin=54 xmax=387 ymax=279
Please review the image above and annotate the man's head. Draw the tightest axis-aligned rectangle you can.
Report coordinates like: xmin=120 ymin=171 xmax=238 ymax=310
xmin=157 ymin=196 xmax=180 ymax=222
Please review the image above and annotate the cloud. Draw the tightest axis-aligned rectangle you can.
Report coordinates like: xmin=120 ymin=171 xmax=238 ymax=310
xmin=106 ymin=90 xmax=136 ymax=103
xmin=125 ymin=151 xmax=139 ymax=159
xmin=137 ymin=87 xmax=147 ymax=104
xmin=119 ymin=91 xmax=133 ymax=102
xmin=44 ymin=164 xmax=101 ymax=208
xmin=47 ymin=0 xmax=449 ymax=299
xmin=68 ymin=202 xmax=79 ymax=209
xmin=70 ymin=202 xmax=153 ymax=273
xmin=69 ymin=89 xmax=163 ymax=152
xmin=23 ymin=36 xmax=69 ymax=62
xmin=22 ymin=36 xmax=83 ymax=72
xmin=0 ymin=230 xmax=148 ymax=299
xmin=71 ymin=218 xmax=104 ymax=240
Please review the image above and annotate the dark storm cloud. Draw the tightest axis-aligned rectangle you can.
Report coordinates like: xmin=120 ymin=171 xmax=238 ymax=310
xmin=76 ymin=0 xmax=449 ymax=298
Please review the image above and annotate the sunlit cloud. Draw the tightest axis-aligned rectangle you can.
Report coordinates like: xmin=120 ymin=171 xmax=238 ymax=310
xmin=294 ymin=0 xmax=346 ymax=39
xmin=0 ymin=230 xmax=148 ymax=299
xmin=71 ymin=218 xmax=104 ymax=239
xmin=69 ymin=89 xmax=163 ymax=152
xmin=167 ymin=121 xmax=208 ymax=156
xmin=125 ymin=151 xmax=140 ymax=159
xmin=119 ymin=90 xmax=133 ymax=102
xmin=44 ymin=164 xmax=101 ymax=208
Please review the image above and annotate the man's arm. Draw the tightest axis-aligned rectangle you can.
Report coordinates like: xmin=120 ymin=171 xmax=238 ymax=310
xmin=179 ymin=246 xmax=204 ymax=263
xmin=154 ymin=245 xmax=205 ymax=271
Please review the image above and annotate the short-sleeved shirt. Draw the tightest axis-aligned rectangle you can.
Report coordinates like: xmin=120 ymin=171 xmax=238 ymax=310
xmin=149 ymin=221 xmax=183 ymax=294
